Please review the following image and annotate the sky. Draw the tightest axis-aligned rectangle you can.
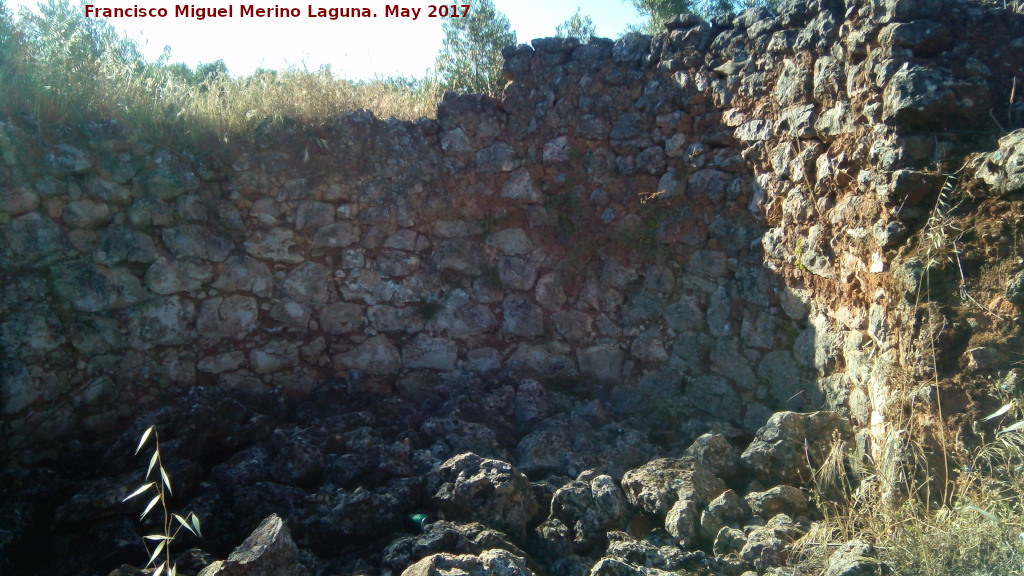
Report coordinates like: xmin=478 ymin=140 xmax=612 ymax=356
xmin=8 ymin=0 xmax=647 ymax=79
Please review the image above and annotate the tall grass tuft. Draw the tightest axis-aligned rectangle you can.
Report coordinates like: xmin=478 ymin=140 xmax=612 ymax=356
xmin=0 ymin=0 xmax=441 ymax=145
xmin=795 ymin=431 xmax=1024 ymax=576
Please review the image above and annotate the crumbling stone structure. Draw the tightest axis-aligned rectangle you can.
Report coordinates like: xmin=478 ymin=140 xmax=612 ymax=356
xmin=2 ymin=0 xmax=1023 ymax=478
xmin=4 ymin=0 xmax=1024 ymax=575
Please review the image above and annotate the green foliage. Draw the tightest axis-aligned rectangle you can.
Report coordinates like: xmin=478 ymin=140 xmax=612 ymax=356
xmin=0 ymin=1 xmax=24 ymax=103
xmin=124 ymin=426 xmax=202 ymax=576
xmin=555 ymin=8 xmax=597 ymax=43
xmin=434 ymin=0 xmax=516 ymax=97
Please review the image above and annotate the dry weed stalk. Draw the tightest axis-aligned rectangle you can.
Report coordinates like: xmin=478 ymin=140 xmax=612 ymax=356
xmin=123 ymin=425 xmax=202 ymax=576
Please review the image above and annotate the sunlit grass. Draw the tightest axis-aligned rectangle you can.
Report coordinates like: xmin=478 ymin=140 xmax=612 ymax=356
xmin=0 ymin=0 xmax=440 ymax=146
xmin=796 ymin=470 xmax=1024 ymax=576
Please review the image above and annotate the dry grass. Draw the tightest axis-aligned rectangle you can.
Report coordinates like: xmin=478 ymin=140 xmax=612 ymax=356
xmin=146 ymin=70 xmax=442 ymax=139
xmin=795 ymin=433 xmax=1024 ymax=576
xmin=789 ymin=155 xmax=1024 ymax=575
xmin=0 ymin=0 xmax=440 ymax=146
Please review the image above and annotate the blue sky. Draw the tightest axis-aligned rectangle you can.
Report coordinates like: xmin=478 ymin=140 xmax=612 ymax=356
xmin=9 ymin=0 xmax=647 ymax=79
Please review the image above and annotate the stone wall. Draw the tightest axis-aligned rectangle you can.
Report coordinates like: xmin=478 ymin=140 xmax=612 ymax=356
xmin=0 ymin=30 xmax=798 ymax=457
xmin=2 ymin=0 xmax=1023 ymax=467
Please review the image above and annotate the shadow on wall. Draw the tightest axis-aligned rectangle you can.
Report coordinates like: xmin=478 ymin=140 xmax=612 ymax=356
xmin=15 ymin=7 xmax=981 ymax=462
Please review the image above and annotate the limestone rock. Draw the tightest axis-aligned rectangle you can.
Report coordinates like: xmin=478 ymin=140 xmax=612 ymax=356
xmin=745 ymin=485 xmax=809 ymax=519
xmin=740 ymin=411 xmax=853 ymax=486
xmin=699 ymin=489 xmax=749 ymax=542
xmin=282 ymin=262 xmax=333 ymax=308
xmin=577 ymin=344 xmax=624 ymax=382
xmin=515 ymin=424 xmax=571 ymax=477
xmin=1007 ymin=270 xmax=1024 ymax=307
xmin=55 ymin=262 xmax=145 ymax=313
xmin=503 ymin=294 xmax=544 ymax=338
xmin=334 ymin=335 xmax=401 ymax=376
xmin=486 ymin=228 xmax=533 ymax=255
xmin=402 ymin=334 xmax=458 ymax=371
xmin=882 ymin=66 xmax=982 ymax=129
xmin=550 ymin=473 xmax=630 ymax=553
xmin=383 ymin=521 xmax=528 ymax=576
xmin=213 ymin=256 xmax=274 ymax=297
xmin=312 ymin=222 xmax=360 ymax=249
xmin=145 ymin=257 xmax=212 ymax=295
xmin=320 ymin=302 xmax=366 ymax=334
xmin=508 ymin=342 xmax=578 ymax=379
xmin=196 ymin=296 xmax=259 ymax=341
xmin=245 ymin=228 xmax=303 ymax=263
xmin=95 ymin=226 xmax=157 ymax=265
xmin=683 ymin=433 xmax=740 ymax=481
xmin=975 ymin=129 xmax=1024 ymax=198
xmin=497 ymin=256 xmax=539 ymax=291
xmin=5 ymin=212 xmax=66 ymax=264
xmin=740 ymin=514 xmax=804 ymax=572
xmin=870 ymin=0 xmax=944 ymax=23
xmin=198 ymin=514 xmax=307 ymax=576
xmin=501 ymin=168 xmax=543 ymax=202
xmin=513 ymin=379 xmax=550 ymax=434
xmin=603 ymin=531 xmax=708 ymax=572
xmin=823 ymin=539 xmax=882 ymax=576
xmin=402 ymin=549 xmax=535 ymax=576
xmin=51 ymin=144 xmax=92 ymax=175
xmin=620 ymin=457 xmax=725 ymax=545
xmin=163 ymin=225 xmax=231 ymax=262
xmin=427 ymin=453 xmax=538 ymax=536
xmin=63 ymin=199 xmax=111 ymax=228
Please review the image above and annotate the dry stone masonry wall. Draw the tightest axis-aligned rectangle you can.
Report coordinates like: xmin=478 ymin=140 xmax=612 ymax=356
xmin=2 ymin=0 xmax=1024 ymax=469
xmin=1 ymin=29 xmax=792 ymax=456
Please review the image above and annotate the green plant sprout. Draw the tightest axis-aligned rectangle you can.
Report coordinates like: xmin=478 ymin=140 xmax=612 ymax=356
xmin=123 ymin=425 xmax=202 ymax=576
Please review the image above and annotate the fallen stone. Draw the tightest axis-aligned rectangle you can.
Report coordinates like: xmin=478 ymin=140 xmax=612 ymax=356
xmin=427 ymin=453 xmax=538 ymax=536
xmin=823 ymin=539 xmax=882 ymax=576
xmin=621 ymin=458 xmax=725 ymax=546
xmin=383 ymin=521 xmax=528 ymax=576
xmin=402 ymin=549 xmax=535 ymax=576
xmin=740 ymin=514 xmax=804 ymax=572
xmin=550 ymin=473 xmax=630 ymax=553
xmin=740 ymin=411 xmax=853 ymax=486
xmin=198 ymin=514 xmax=308 ymax=576
xmin=745 ymin=485 xmax=809 ymax=520
xmin=699 ymin=489 xmax=749 ymax=542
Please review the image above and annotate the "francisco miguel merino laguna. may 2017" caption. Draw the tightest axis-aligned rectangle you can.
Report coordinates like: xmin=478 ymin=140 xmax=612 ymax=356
xmin=84 ymin=4 xmax=472 ymax=20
